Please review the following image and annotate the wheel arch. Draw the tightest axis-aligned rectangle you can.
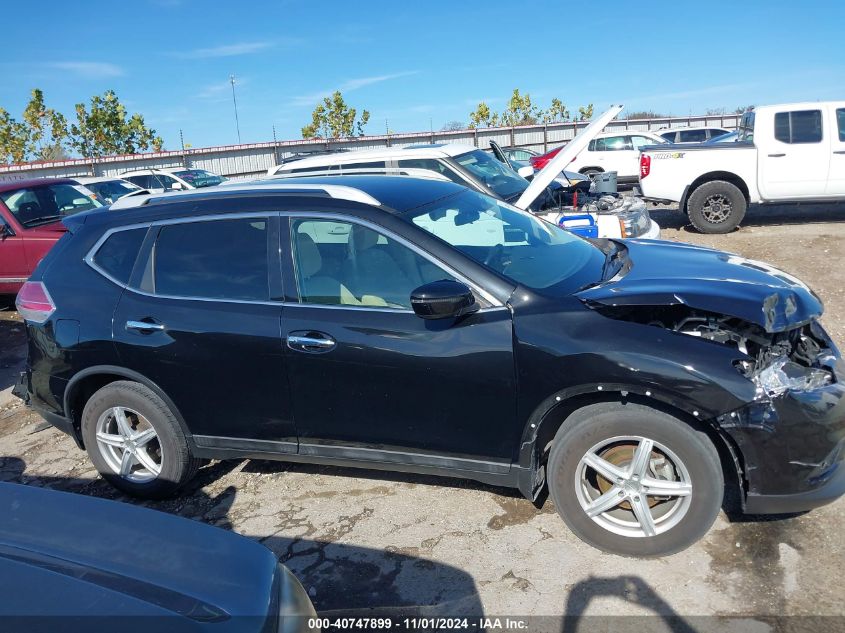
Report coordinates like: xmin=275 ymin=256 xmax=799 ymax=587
xmin=515 ymin=385 xmax=745 ymax=504
xmin=684 ymin=171 xmax=751 ymax=212
xmin=64 ymin=366 xmax=194 ymax=450
xmin=579 ymin=166 xmax=604 ymax=175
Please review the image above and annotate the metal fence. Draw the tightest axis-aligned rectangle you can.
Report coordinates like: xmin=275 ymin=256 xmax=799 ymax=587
xmin=0 ymin=113 xmax=740 ymax=182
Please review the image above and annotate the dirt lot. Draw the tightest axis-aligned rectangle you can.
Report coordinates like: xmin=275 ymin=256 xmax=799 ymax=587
xmin=1 ymin=202 xmax=844 ymax=629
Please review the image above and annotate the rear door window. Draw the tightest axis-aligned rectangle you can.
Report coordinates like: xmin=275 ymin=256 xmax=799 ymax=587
xmin=774 ymin=110 xmax=823 ymax=143
xmin=92 ymin=228 xmax=147 ymax=284
xmin=152 ymin=217 xmax=270 ymax=300
xmin=679 ymin=129 xmax=707 ymax=143
xmin=595 ymin=136 xmax=632 ymax=151
xmin=837 ymin=108 xmax=845 ymax=141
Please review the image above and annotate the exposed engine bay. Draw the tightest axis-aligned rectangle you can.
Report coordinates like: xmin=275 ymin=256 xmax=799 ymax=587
xmin=594 ymin=304 xmax=835 ymax=397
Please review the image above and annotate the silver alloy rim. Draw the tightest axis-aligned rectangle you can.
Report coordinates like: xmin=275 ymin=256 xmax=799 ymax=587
xmin=95 ymin=407 xmax=163 ymax=483
xmin=574 ymin=435 xmax=692 ymax=538
xmin=701 ymin=194 xmax=732 ymax=223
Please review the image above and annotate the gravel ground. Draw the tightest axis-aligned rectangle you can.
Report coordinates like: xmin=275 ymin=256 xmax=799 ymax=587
xmin=1 ymin=202 xmax=843 ymax=630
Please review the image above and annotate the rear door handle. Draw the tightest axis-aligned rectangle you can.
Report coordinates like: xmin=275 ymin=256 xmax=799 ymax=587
xmin=768 ymin=153 xmax=786 ymax=157
xmin=834 ymin=150 xmax=845 ymax=155
xmin=126 ymin=320 xmax=165 ymax=333
xmin=287 ymin=332 xmax=336 ymax=353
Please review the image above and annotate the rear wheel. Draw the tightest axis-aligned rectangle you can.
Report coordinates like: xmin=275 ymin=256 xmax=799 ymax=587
xmin=580 ymin=168 xmax=603 ymax=179
xmin=547 ymin=402 xmax=723 ymax=557
xmin=81 ymin=381 xmax=200 ymax=498
xmin=687 ymin=180 xmax=746 ymax=233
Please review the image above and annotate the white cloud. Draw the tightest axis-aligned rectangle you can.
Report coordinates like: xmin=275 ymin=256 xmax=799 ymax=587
xmin=289 ymin=71 xmax=418 ymax=106
xmin=46 ymin=61 xmax=124 ymax=78
xmin=178 ymin=41 xmax=274 ymax=59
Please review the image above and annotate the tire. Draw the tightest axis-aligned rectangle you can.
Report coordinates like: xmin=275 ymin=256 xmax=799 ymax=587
xmin=81 ymin=380 xmax=201 ymax=498
xmin=547 ymin=402 xmax=723 ymax=557
xmin=687 ymin=180 xmax=746 ymax=234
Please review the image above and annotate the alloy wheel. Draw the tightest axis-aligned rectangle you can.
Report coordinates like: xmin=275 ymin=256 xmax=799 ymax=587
xmin=701 ymin=194 xmax=733 ymax=224
xmin=94 ymin=406 xmax=163 ymax=483
xmin=574 ymin=435 xmax=693 ymax=538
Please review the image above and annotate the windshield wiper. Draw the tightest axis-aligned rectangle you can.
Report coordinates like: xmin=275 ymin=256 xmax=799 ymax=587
xmin=23 ymin=215 xmax=63 ymax=228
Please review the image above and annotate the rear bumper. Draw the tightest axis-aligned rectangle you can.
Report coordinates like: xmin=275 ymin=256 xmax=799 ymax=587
xmin=16 ymin=369 xmax=83 ymax=449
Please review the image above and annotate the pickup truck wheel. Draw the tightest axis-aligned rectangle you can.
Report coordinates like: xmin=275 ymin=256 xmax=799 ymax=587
xmin=687 ymin=180 xmax=746 ymax=233
xmin=547 ymin=402 xmax=723 ymax=557
xmin=81 ymin=380 xmax=201 ymax=499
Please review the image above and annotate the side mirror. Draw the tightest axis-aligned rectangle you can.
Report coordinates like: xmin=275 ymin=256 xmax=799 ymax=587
xmin=0 ymin=222 xmax=14 ymax=238
xmin=517 ymin=165 xmax=535 ymax=179
xmin=169 ymin=182 xmax=184 ymax=190
xmin=410 ymin=280 xmax=478 ymax=320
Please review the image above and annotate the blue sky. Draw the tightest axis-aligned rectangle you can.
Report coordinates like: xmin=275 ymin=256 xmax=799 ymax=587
xmin=2 ymin=0 xmax=843 ymax=151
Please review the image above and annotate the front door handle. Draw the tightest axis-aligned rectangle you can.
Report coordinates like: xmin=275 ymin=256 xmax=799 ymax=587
xmin=768 ymin=153 xmax=786 ymax=157
xmin=287 ymin=332 xmax=336 ymax=353
xmin=126 ymin=320 xmax=165 ymax=333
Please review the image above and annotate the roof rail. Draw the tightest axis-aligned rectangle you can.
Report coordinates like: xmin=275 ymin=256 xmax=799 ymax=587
xmin=108 ymin=183 xmax=381 ymax=211
xmin=262 ymin=167 xmax=451 ymax=182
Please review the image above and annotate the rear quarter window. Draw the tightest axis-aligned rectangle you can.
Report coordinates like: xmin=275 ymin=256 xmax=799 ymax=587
xmin=91 ymin=228 xmax=148 ymax=284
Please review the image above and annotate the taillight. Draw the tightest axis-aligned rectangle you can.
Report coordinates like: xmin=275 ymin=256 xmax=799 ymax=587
xmin=640 ymin=154 xmax=651 ymax=179
xmin=15 ymin=281 xmax=56 ymax=323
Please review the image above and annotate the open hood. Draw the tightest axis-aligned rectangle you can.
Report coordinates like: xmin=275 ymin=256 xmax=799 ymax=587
xmin=577 ymin=240 xmax=822 ymax=333
xmin=514 ymin=105 xmax=624 ymax=210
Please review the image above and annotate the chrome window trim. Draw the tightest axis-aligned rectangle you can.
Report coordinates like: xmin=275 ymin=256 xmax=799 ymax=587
xmin=287 ymin=211 xmax=503 ymax=308
xmin=84 ymin=211 xmax=505 ymax=310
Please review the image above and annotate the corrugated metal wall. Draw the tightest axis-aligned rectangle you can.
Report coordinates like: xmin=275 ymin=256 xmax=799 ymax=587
xmin=0 ymin=113 xmax=740 ymax=182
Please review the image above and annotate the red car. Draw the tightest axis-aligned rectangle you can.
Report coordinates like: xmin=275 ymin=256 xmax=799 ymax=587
xmin=529 ymin=145 xmax=564 ymax=171
xmin=0 ymin=178 xmax=102 ymax=295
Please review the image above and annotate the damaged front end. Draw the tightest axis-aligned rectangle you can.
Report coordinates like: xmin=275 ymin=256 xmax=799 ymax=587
xmin=589 ymin=299 xmax=845 ymax=514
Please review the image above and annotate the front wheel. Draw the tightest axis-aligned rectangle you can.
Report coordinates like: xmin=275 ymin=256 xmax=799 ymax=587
xmin=687 ymin=180 xmax=747 ymax=233
xmin=547 ymin=402 xmax=723 ymax=557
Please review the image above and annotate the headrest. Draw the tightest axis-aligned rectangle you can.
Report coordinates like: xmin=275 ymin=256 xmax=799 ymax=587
xmin=350 ymin=224 xmax=379 ymax=251
xmin=296 ymin=232 xmax=321 ymax=278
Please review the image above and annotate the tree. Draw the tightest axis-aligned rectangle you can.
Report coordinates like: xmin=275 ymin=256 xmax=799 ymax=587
xmin=577 ymin=104 xmax=595 ymax=121
xmin=22 ymin=89 xmax=68 ymax=161
xmin=468 ymin=102 xmax=498 ymax=128
xmin=627 ymin=110 xmax=668 ymax=119
xmin=500 ymin=89 xmax=541 ymax=126
xmin=68 ymin=90 xmax=163 ymax=158
xmin=543 ymin=98 xmax=569 ymax=123
xmin=734 ymin=105 xmax=754 ymax=114
xmin=301 ymin=91 xmax=370 ymax=139
xmin=441 ymin=120 xmax=464 ymax=131
xmin=0 ymin=108 xmax=28 ymax=164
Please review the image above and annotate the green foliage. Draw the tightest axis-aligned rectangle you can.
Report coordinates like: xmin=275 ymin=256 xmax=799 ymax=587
xmin=543 ymin=98 xmax=569 ymax=123
xmin=577 ymin=104 xmax=594 ymax=121
xmin=68 ymin=90 xmax=163 ymax=157
xmin=500 ymin=89 xmax=541 ymax=126
xmin=469 ymin=91 xmax=593 ymax=128
xmin=468 ymin=102 xmax=498 ymax=128
xmin=0 ymin=108 xmax=28 ymax=164
xmin=301 ymin=91 xmax=370 ymax=138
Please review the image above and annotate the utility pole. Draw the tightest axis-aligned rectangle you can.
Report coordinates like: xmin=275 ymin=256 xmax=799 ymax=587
xmin=230 ymin=74 xmax=241 ymax=144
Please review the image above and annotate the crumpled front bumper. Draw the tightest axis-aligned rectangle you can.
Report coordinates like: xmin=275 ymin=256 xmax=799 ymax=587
xmin=719 ymin=334 xmax=845 ymax=514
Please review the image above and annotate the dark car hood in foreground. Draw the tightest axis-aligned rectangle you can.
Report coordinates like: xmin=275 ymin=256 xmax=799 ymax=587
xmin=577 ymin=239 xmax=822 ymax=332
xmin=0 ymin=483 xmax=278 ymax=626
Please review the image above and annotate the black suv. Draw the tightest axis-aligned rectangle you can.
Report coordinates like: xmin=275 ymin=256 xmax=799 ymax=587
xmin=15 ymin=176 xmax=845 ymax=557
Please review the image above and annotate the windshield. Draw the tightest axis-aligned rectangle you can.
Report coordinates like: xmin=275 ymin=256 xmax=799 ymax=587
xmin=87 ymin=180 xmax=143 ymax=204
xmin=406 ymin=189 xmax=605 ymax=292
xmin=0 ymin=183 xmax=102 ymax=227
xmin=453 ymin=150 xmax=528 ymax=201
xmin=171 ymin=169 xmax=225 ymax=188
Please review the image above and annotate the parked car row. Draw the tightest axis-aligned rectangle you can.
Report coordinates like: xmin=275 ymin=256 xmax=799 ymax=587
xmin=10 ymin=105 xmax=845 ymax=561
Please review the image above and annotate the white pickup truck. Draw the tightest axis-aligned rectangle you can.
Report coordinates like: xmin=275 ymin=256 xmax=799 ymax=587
xmin=639 ymin=101 xmax=845 ymax=233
